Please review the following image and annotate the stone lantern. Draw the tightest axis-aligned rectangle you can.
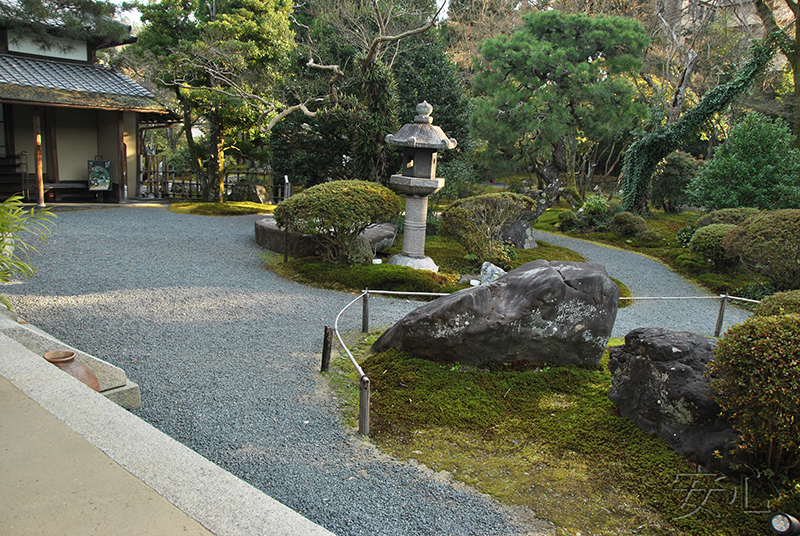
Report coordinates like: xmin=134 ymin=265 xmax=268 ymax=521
xmin=385 ymin=102 xmax=457 ymax=272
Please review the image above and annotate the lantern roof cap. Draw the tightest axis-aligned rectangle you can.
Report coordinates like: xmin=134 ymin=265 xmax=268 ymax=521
xmin=385 ymin=101 xmax=457 ymax=150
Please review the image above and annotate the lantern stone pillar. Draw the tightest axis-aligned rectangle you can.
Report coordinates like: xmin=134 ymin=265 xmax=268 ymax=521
xmin=385 ymin=102 xmax=457 ymax=272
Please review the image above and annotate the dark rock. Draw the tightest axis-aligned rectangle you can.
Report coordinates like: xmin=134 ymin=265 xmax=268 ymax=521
xmin=501 ymin=220 xmax=537 ymax=249
xmin=360 ymin=223 xmax=396 ymax=254
xmin=229 ymin=180 xmax=268 ymax=203
xmin=372 ymin=260 xmax=618 ymax=367
xmin=608 ymin=328 xmax=738 ymax=469
xmin=254 ymin=218 xmax=318 ymax=257
xmin=255 ymin=218 xmax=396 ymax=258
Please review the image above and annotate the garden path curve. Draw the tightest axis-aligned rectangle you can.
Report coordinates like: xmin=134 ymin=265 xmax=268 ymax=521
xmin=535 ymin=231 xmax=751 ymax=337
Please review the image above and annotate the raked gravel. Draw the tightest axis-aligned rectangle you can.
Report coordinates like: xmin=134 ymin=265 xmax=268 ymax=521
xmin=3 ymin=205 xmax=549 ymax=536
xmin=3 ymin=206 xmax=750 ymax=536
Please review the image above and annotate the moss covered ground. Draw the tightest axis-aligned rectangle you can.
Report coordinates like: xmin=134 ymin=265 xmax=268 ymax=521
xmin=328 ymin=332 xmax=777 ymax=536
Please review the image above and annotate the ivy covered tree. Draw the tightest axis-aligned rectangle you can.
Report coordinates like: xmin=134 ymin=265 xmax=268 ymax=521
xmin=471 ymin=11 xmax=649 ymax=216
xmin=620 ymin=37 xmax=779 ymax=213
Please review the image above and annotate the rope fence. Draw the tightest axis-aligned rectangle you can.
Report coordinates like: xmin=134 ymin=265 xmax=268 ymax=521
xmin=322 ymin=290 xmax=759 ymax=436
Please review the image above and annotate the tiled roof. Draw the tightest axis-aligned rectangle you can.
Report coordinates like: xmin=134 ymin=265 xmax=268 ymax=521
xmin=0 ymin=54 xmax=154 ymax=98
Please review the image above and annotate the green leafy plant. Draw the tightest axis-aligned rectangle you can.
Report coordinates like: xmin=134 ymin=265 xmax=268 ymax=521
xmin=675 ymin=224 xmax=696 ymax=248
xmin=0 ymin=195 xmax=55 ymax=285
xmin=752 ymin=290 xmax=800 ymax=316
xmin=689 ymin=223 xmax=737 ymax=271
xmin=273 ymin=180 xmax=401 ymax=264
xmin=708 ymin=314 xmax=800 ymax=479
xmin=687 ymin=113 xmax=800 ymax=210
xmin=439 ymin=192 xmax=536 ymax=260
xmin=723 ymin=209 xmax=800 ymax=290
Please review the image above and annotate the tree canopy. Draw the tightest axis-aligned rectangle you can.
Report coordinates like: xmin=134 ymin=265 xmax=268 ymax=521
xmin=0 ymin=0 xmax=130 ymax=47
xmin=471 ymin=11 xmax=649 ymax=203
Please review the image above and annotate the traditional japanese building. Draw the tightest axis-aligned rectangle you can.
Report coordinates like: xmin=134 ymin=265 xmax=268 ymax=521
xmin=0 ymin=21 xmax=176 ymax=203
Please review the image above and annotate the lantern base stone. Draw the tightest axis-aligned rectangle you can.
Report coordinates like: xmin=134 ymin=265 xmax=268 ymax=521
xmin=388 ymin=254 xmax=439 ymax=272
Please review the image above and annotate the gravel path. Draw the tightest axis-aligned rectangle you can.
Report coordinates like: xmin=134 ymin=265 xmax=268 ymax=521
xmin=3 ymin=206 xmax=547 ymax=536
xmin=536 ymin=231 xmax=751 ymax=338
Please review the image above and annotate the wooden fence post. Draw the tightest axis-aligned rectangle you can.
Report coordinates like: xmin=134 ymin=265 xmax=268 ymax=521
xmin=359 ymin=376 xmax=370 ymax=436
xmin=362 ymin=290 xmax=369 ymax=333
xmin=321 ymin=326 xmax=333 ymax=372
xmin=714 ymin=294 xmax=728 ymax=337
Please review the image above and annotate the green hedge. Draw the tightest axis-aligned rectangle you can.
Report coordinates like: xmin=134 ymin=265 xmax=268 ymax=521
xmin=708 ymin=314 xmax=800 ymax=478
xmin=723 ymin=209 xmax=800 ymax=290
xmin=753 ymin=290 xmax=800 ymax=316
xmin=440 ymin=192 xmax=536 ymax=265
xmin=273 ymin=180 xmax=401 ymax=264
xmin=612 ymin=211 xmax=648 ymax=237
xmin=689 ymin=223 xmax=737 ymax=271
xmin=696 ymin=207 xmax=761 ymax=228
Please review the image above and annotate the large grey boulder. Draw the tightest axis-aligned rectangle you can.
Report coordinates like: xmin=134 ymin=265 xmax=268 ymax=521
xmin=608 ymin=328 xmax=738 ymax=468
xmin=372 ymin=260 xmax=619 ymax=366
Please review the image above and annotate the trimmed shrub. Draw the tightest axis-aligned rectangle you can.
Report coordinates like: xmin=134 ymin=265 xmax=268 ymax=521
xmin=273 ymin=180 xmax=401 ymax=264
xmin=636 ymin=229 xmax=661 ymax=243
xmin=696 ymin=207 xmax=761 ymax=228
xmin=576 ymin=194 xmax=612 ymax=231
xmin=723 ymin=209 xmax=800 ymax=290
xmin=650 ymin=150 xmax=697 ymax=213
xmin=612 ymin=211 xmax=648 ymax=237
xmin=440 ymin=192 xmax=536 ymax=260
xmin=557 ymin=210 xmax=579 ymax=230
xmin=686 ymin=112 xmax=800 ymax=210
xmin=753 ymin=290 xmax=800 ymax=317
xmin=582 ymin=194 xmax=609 ymax=216
xmin=707 ymin=314 xmax=800 ymax=478
xmin=689 ymin=223 xmax=737 ymax=270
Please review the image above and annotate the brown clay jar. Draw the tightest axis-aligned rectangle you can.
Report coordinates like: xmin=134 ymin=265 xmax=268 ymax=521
xmin=44 ymin=350 xmax=100 ymax=392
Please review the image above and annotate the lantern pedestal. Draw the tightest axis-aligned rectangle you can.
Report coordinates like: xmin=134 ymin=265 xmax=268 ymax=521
xmin=388 ymin=176 xmax=443 ymax=272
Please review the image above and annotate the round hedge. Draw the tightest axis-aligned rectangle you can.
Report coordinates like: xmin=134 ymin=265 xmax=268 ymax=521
xmin=723 ymin=209 xmax=800 ymax=290
xmin=273 ymin=180 xmax=401 ymax=264
xmin=753 ymin=290 xmax=800 ymax=316
xmin=689 ymin=223 xmax=737 ymax=270
xmin=557 ymin=210 xmax=579 ymax=230
xmin=696 ymin=207 xmax=761 ymax=228
xmin=708 ymin=314 xmax=800 ymax=478
xmin=439 ymin=192 xmax=536 ymax=258
xmin=612 ymin=211 xmax=648 ymax=237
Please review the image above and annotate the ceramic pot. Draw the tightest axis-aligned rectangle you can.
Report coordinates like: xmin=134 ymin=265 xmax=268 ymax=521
xmin=44 ymin=350 xmax=100 ymax=392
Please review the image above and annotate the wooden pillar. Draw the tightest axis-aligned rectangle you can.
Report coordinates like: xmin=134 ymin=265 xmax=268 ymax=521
xmin=45 ymin=108 xmax=59 ymax=184
xmin=118 ymin=111 xmax=126 ymax=203
xmin=33 ymin=110 xmax=45 ymax=208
